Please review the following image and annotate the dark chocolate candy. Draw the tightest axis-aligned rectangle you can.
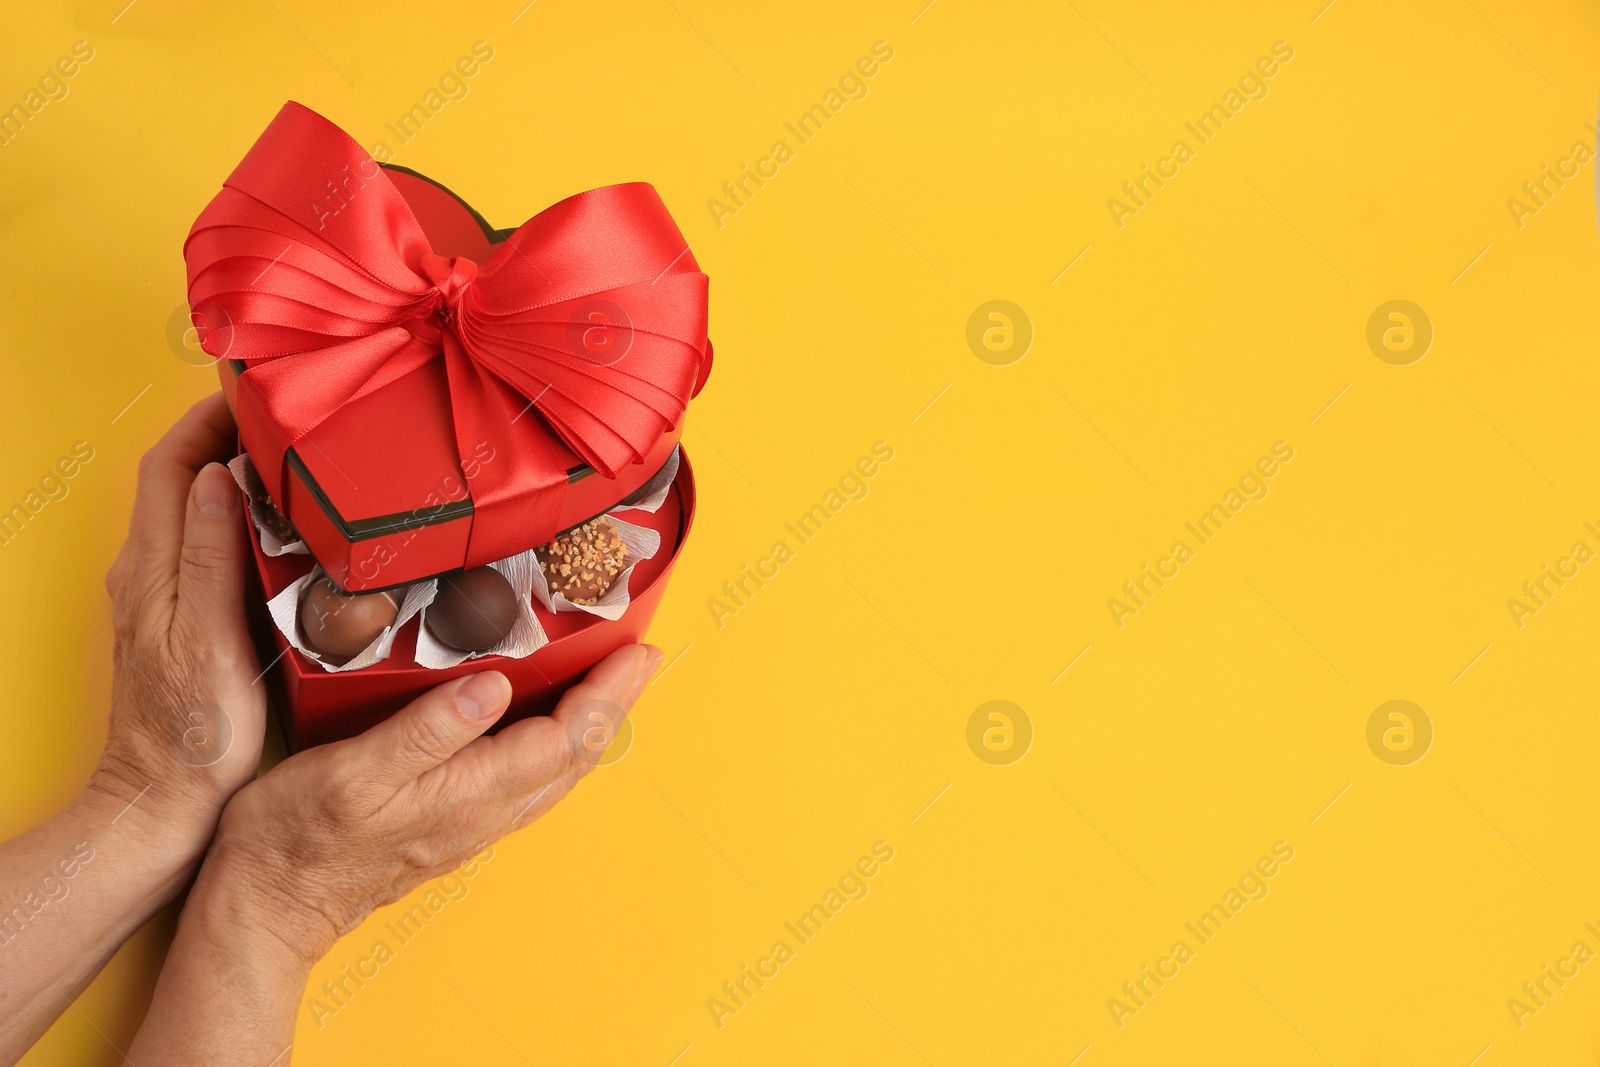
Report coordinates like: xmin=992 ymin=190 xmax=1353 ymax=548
xmin=427 ymin=567 xmax=518 ymax=653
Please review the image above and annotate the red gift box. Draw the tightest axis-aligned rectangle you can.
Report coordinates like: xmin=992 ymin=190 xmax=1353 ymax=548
xmin=193 ymin=105 xmax=711 ymax=593
xmin=188 ymin=102 xmax=710 ymax=748
xmin=244 ymin=451 xmax=696 ymax=750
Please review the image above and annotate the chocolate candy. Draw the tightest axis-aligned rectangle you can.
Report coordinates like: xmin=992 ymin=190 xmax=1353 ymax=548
xmin=536 ymin=516 xmax=628 ymax=606
xmin=427 ymin=567 xmax=518 ymax=653
xmin=239 ymin=455 xmax=298 ymax=543
xmin=257 ymin=499 xmax=298 ymax=544
xmin=298 ymin=577 xmax=398 ymax=665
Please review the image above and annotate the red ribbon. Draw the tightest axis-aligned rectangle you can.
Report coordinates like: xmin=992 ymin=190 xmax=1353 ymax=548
xmin=184 ymin=101 xmax=709 ymax=565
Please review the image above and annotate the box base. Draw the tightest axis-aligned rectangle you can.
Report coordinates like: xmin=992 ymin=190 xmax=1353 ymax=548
xmin=245 ymin=451 xmax=697 ymax=750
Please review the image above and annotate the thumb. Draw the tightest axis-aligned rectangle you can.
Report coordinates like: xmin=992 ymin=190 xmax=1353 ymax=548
xmin=354 ymin=672 xmax=512 ymax=789
xmin=175 ymin=462 xmax=248 ymax=634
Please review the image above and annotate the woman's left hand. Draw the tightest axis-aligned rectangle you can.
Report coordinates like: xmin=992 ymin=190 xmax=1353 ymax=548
xmin=91 ymin=391 xmax=266 ymax=853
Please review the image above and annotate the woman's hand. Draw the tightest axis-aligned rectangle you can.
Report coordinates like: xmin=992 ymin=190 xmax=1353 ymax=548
xmin=129 ymin=645 xmax=659 ymax=1063
xmin=90 ymin=391 xmax=266 ymax=851
xmin=217 ymin=645 xmax=658 ymax=960
xmin=0 ymin=392 xmax=265 ymax=1062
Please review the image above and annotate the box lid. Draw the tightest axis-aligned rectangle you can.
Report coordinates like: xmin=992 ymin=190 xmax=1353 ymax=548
xmin=188 ymin=101 xmax=711 ymax=590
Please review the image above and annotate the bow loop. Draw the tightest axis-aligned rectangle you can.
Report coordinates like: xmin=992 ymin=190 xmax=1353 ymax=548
xmin=185 ymin=101 xmax=709 ymax=568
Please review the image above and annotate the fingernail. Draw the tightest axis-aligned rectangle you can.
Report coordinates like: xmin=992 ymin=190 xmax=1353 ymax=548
xmin=194 ymin=463 xmax=240 ymax=517
xmin=456 ymin=672 xmax=511 ymax=723
xmin=642 ymin=644 xmax=664 ymax=676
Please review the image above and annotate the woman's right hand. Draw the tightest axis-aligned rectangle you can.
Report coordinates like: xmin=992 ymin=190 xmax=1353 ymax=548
xmin=203 ymin=642 xmax=660 ymax=964
xmin=129 ymin=644 xmax=660 ymax=1063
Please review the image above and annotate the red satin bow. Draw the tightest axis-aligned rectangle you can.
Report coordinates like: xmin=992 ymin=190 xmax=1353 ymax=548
xmin=184 ymin=101 xmax=709 ymax=565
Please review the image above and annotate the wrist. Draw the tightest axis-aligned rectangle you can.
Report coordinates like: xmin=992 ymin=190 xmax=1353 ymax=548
xmin=41 ymin=780 xmax=208 ymax=926
xmin=129 ymin=843 xmax=314 ymax=1065
xmin=184 ymin=854 xmax=320 ymax=987
xmin=84 ymin=753 xmax=225 ymax=863
xmin=198 ymin=826 xmax=341 ymax=968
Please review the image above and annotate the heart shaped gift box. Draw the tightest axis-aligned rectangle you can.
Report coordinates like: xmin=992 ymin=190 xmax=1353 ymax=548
xmin=187 ymin=102 xmax=710 ymax=750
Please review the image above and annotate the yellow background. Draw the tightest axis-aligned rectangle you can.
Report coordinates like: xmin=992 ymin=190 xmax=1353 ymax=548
xmin=4 ymin=0 xmax=1600 ymax=1063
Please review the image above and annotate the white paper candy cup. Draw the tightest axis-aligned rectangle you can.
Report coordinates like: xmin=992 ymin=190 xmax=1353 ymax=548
xmin=531 ymin=515 xmax=660 ymax=622
xmin=414 ymin=554 xmax=549 ymax=669
xmin=267 ymin=571 xmax=430 ymax=674
xmin=610 ymin=446 xmax=680 ymax=516
xmin=228 ymin=454 xmax=308 ymax=557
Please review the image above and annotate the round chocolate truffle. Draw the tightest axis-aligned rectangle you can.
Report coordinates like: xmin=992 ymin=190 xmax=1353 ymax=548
xmin=535 ymin=516 xmax=629 ymax=606
xmin=298 ymin=578 xmax=398 ymax=665
xmin=427 ymin=567 xmax=518 ymax=653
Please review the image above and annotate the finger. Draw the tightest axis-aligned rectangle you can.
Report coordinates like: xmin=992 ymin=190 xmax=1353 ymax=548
xmin=353 ymin=671 xmax=512 ymax=790
xmin=124 ymin=393 xmax=238 ymax=601
xmin=173 ymin=463 xmax=249 ymax=639
xmin=451 ymin=644 xmax=662 ymax=800
xmin=550 ymin=643 xmax=662 ymax=734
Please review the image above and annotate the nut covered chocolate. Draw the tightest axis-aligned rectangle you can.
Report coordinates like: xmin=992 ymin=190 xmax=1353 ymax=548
xmin=536 ymin=516 xmax=629 ymax=605
xmin=257 ymin=498 xmax=298 ymax=544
